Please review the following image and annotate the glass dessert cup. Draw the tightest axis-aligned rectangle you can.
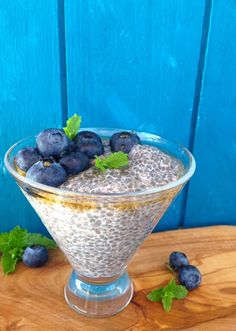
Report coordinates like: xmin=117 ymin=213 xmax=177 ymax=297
xmin=4 ymin=128 xmax=195 ymax=318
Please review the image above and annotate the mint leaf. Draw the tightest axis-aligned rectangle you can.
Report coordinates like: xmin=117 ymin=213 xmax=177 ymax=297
xmin=162 ymin=292 xmax=174 ymax=312
xmin=94 ymin=156 xmax=107 ymax=172
xmin=104 ymin=152 xmax=129 ymax=169
xmin=147 ymin=278 xmax=188 ymax=312
xmin=26 ymin=233 xmax=56 ymax=249
xmin=95 ymin=152 xmax=128 ymax=172
xmin=147 ymin=288 xmax=164 ymax=302
xmin=164 ymin=278 xmax=177 ymax=293
xmin=2 ymin=250 xmax=19 ymax=274
xmin=173 ymin=285 xmax=188 ymax=299
xmin=0 ymin=233 xmax=10 ymax=253
xmin=63 ymin=114 xmax=81 ymax=140
xmin=8 ymin=226 xmax=28 ymax=249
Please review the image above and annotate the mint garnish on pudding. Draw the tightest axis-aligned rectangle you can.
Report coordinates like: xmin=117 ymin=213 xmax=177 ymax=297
xmin=63 ymin=114 xmax=81 ymax=140
xmin=95 ymin=151 xmax=129 ymax=172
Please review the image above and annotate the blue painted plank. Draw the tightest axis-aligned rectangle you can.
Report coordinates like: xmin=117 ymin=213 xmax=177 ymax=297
xmin=184 ymin=0 xmax=236 ymax=227
xmin=64 ymin=0 xmax=205 ymax=230
xmin=0 ymin=1 xmax=64 ymax=233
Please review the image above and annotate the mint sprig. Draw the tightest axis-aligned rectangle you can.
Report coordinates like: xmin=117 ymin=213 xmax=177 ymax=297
xmin=147 ymin=278 xmax=188 ymax=312
xmin=95 ymin=152 xmax=129 ymax=172
xmin=26 ymin=233 xmax=56 ymax=249
xmin=63 ymin=114 xmax=81 ymax=140
xmin=0 ymin=226 xmax=56 ymax=274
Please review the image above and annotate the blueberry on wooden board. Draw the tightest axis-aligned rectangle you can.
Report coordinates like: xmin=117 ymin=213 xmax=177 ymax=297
xmin=22 ymin=246 xmax=48 ymax=268
xmin=179 ymin=265 xmax=202 ymax=290
xmin=169 ymin=251 xmax=189 ymax=271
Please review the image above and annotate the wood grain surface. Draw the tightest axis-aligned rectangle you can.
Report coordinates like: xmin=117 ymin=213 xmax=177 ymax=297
xmin=0 ymin=225 xmax=235 ymax=331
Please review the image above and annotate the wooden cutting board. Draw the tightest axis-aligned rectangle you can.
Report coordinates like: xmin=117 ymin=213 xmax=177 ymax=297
xmin=0 ymin=225 xmax=235 ymax=331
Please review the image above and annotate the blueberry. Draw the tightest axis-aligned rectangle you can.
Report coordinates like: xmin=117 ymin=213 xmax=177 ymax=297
xmin=14 ymin=147 xmax=41 ymax=172
xmin=110 ymin=131 xmax=140 ymax=154
xmin=22 ymin=245 xmax=48 ymax=267
xmin=73 ymin=131 xmax=104 ymax=158
xmin=179 ymin=265 xmax=202 ymax=290
xmin=60 ymin=151 xmax=90 ymax=175
xmin=56 ymin=141 xmax=76 ymax=162
xmin=69 ymin=140 xmax=76 ymax=152
xmin=169 ymin=251 xmax=189 ymax=271
xmin=26 ymin=160 xmax=67 ymax=187
xmin=74 ymin=131 xmax=102 ymax=144
xmin=36 ymin=129 xmax=70 ymax=157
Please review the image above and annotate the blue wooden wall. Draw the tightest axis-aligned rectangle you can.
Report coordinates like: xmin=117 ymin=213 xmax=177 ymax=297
xmin=0 ymin=0 xmax=235 ymax=234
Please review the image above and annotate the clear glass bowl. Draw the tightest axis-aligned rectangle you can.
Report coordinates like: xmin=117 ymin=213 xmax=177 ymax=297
xmin=4 ymin=128 xmax=195 ymax=318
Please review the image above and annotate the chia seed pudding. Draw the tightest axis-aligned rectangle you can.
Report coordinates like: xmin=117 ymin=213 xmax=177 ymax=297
xmin=23 ymin=143 xmax=184 ymax=278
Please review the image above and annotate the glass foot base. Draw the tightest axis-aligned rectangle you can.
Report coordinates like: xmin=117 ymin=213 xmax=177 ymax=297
xmin=64 ymin=270 xmax=133 ymax=318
